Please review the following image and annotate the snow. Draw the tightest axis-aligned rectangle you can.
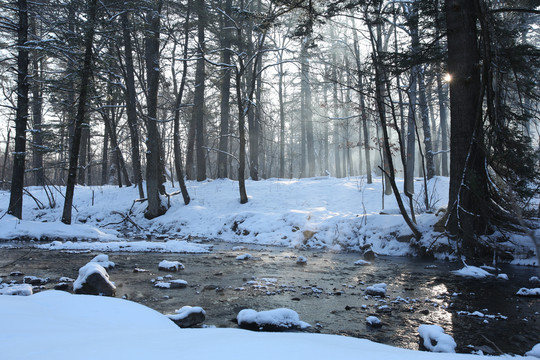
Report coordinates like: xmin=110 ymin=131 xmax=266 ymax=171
xmin=355 ymin=259 xmax=371 ymax=265
xmin=90 ymin=254 xmax=115 ymax=269
xmin=158 ymin=260 xmax=185 ymax=271
xmin=516 ymin=288 xmax=540 ymax=296
xmin=497 ymin=274 xmax=509 ymax=280
xmin=418 ymin=324 xmax=457 ymax=353
xmin=0 ymin=283 xmax=33 ymax=296
xmin=236 ymin=253 xmax=253 ymax=260
xmin=451 ymin=265 xmax=494 ymax=279
xmin=366 ymin=315 xmax=381 ymax=326
xmin=237 ymin=308 xmax=311 ymax=329
xmin=73 ymin=262 xmax=115 ymax=292
xmin=526 ymin=343 xmax=540 ymax=358
xmin=167 ymin=305 xmax=206 ymax=321
xmin=366 ymin=283 xmax=388 ymax=296
xmin=0 ymin=177 xmax=537 ymax=261
xmin=0 ymin=291 xmax=527 ymax=360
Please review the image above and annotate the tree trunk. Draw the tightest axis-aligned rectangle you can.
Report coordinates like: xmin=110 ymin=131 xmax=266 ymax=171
xmin=278 ymin=55 xmax=285 ymax=178
xmin=61 ymin=0 xmax=98 ymax=224
xmin=301 ymin=36 xmax=315 ymax=178
xmin=194 ymin=0 xmax=206 ymax=182
xmin=171 ymin=1 xmax=191 ymax=204
xmin=445 ymin=0 xmax=490 ymax=255
xmin=101 ymin=122 xmax=109 ymax=185
xmin=8 ymin=0 xmax=29 ymax=219
xmin=418 ymin=67 xmax=435 ymax=179
xmin=121 ymin=11 xmax=144 ymax=198
xmin=144 ymin=0 xmax=166 ymax=219
xmin=217 ymin=0 xmax=232 ymax=179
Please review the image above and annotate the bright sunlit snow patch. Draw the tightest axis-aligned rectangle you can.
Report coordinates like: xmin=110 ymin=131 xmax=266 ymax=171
xmin=237 ymin=308 xmax=311 ymax=330
xmin=451 ymin=265 xmax=494 ymax=279
xmin=418 ymin=324 xmax=456 ymax=353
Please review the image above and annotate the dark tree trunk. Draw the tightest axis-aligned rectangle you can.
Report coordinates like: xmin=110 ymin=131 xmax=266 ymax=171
xmin=445 ymin=0 xmax=490 ymax=254
xmin=418 ymin=68 xmax=435 ymax=179
xmin=172 ymin=0 xmax=191 ymax=204
xmin=217 ymin=0 xmax=232 ymax=179
xmin=31 ymin=50 xmax=44 ymax=186
xmin=101 ymin=123 xmax=109 ymax=185
xmin=301 ymin=37 xmax=315 ymax=178
xmin=278 ymin=57 xmax=285 ymax=178
xmin=61 ymin=0 xmax=98 ymax=224
xmin=121 ymin=11 xmax=144 ymax=199
xmin=332 ymin=57 xmax=341 ymax=178
xmin=8 ymin=0 xmax=29 ymax=219
xmin=194 ymin=0 xmax=206 ymax=182
xmin=144 ymin=0 xmax=166 ymax=219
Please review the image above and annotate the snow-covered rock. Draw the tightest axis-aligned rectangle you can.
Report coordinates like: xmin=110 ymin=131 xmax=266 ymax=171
xmin=296 ymin=256 xmax=307 ymax=265
xmin=496 ymin=274 xmax=508 ymax=280
xmin=158 ymin=260 xmax=185 ymax=272
xmin=73 ymin=262 xmax=116 ymax=296
xmin=366 ymin=283 xmax=387 ymax=296
xmin=354 ymin=259 xmax=371 ymax=266
xmin=236 ymin=253 xmax=252 ymax=260
xmin=167 ymin=306 xmax=206 ymax=328
xmin=418 ymin=324 xmax=456 ymax=353
xmin=23 ymin=275 xmax=49 ymax=285
xmin=451 ymin=265 xmax=493 ymax=279
xmin=0 ymin=283 xmax=33 ymax=296
xmin=237 ymin=308 xmax=311 ymax=331
xmin=516 ymin=288 xmax=540 ymax=297
xmin=90 ymin=254 xmax=115 ymax=269
xmin=529 ymin=276 xmax=540 ymax=284
xmin=366 ymin=316 xmax=381 ymax=328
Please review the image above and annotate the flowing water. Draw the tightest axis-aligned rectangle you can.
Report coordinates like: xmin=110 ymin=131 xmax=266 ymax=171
xmin=0 ymin=241 xmax=538 ymax=355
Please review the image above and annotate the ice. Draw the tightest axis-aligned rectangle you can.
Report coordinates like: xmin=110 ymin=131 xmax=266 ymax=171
xmin=451 ymin=265 xmax=493 ymax=279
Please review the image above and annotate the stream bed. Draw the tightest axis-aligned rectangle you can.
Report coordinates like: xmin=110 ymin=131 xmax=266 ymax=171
xmin=0 ymin=241 xmax=538 ymax=355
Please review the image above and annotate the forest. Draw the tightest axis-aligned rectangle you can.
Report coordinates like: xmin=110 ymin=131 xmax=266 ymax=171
xmin=1 ymin=1 xmax=540 ymax=358
xmin=0 ymin=0 xmax=539 ymax=258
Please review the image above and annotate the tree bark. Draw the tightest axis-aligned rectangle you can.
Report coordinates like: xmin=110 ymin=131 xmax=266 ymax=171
xmin=8 ymin=0 xmax=29 ymax=219
xmin=144 ymin=0 xmax=166 ymax=219
xmin=217 ymin=0 xmax=232 ymax=179
xmin=194 ymin=0 xmax=206 ymax=182
xmin=121 ymin=11 xmax=144 ymax=198
xmin=61 ymin=0 xmax=98 ymax=224
xmin=445 ymin=0 xmax=490 ymax=254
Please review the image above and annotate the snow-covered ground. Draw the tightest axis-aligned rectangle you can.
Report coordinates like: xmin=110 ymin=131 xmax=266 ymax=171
xmin=0 ymin=290 xmax=531 ymax=360
xmin=0 ymin=176 xmax=537 ymax=260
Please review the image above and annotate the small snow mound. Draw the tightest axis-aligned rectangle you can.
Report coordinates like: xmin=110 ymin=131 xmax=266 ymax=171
xmin=451 ymin=265 xmax=493 ymax=279
xmin=526 ymin=343 xmax=540 ymax=358
xmin=497 ymin=274 xmax=509 ymax=280
xmin=158 ymin=260 xmax=185 ymax=272
xmin=516 ymin=288 xmax=540 ymax=297
xmin=232 ymin=246 xmax=245 ymax=251
xmin=237 ymin=308 xmax=311 ymax=331
xmin=366 ymin=283 xmax=387 ymax=296
xmin=366 ymin=316 xmax=381 ymax=327
xmin=168 ymin=306 xmax=206 ymax=321
xmin=91 ymin=254 xmax=115 ymax=269
xmin=529 ymin=276 xmax=540 ymax=284
xmin=296 ymin=256 xmax=307 ymax=265
xmin=0 ymin=283 xmax=33 ymax=296
xmin=236 ymin=253 xmax=252 ymax=260
xmin=354 ymin=259 xmax=371 ymax=266
xmin=418 ymin=324 xmax=456 ymax=353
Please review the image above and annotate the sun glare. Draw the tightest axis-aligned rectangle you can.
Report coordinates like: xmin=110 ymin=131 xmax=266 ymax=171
xmin=444 ymin=73 xmax=452 ymax=82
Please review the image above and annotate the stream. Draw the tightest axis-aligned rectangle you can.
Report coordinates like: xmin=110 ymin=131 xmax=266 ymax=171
xmin=0 ymin=240 xmax=538 ymax=355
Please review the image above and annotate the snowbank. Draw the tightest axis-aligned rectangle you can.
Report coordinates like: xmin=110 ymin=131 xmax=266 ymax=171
xmin=0 ymin=291 xmax=526 ymax=360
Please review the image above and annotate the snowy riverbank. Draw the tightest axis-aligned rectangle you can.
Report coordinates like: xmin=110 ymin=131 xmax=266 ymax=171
xmin=0 ymin=176 xmax=537 ymax=262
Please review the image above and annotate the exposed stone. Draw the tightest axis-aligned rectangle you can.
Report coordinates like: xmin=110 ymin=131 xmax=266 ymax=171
xmin=167 ymin=306 xmax=206 ymax=328
xmin=74 ymin=263 xmax=116 ymax=297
